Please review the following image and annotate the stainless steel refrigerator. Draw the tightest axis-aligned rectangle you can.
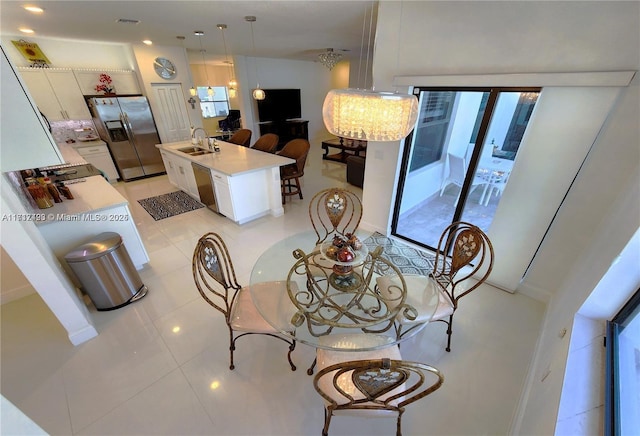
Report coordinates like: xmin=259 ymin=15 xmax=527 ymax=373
xmin=87 ymin=96 xmax=164 ymax=181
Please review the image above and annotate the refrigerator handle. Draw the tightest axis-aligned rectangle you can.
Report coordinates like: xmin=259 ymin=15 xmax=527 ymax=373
xmin=121 ymin=112 xmax=135 ymax=142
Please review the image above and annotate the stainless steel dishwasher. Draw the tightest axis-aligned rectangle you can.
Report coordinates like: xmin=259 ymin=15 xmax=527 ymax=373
xmin=191 ymin=162 xmax=219 ymax=213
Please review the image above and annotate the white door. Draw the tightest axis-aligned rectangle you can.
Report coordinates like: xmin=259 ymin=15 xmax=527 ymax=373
xmin=151 ymin=83 xmax=191 ymax=143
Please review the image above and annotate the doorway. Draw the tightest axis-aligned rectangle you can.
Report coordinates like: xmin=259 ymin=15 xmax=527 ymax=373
xmin=392 ymin=87 xmax=540 ymax=251
xmin=150 ymin=83 xmax=192 ymax=143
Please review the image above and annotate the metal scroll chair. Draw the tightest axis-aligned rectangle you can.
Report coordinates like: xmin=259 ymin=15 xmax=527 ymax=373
xmin=391 ymin=221 xmax=494 ymax=352
xmin=309 ymin=187 xmax=363 ymax=246
xmin=251 ymin=133 xmax=279 ymax=153
xmin=313 ymin=358 xmax=444 ymax=436
xmin=278 ymin=138 xmax=311 ymax=204
xmin=192 ymin=232 xmax=297 ymax=370
xmin=228 ymin=128 xmax=252 ymax=147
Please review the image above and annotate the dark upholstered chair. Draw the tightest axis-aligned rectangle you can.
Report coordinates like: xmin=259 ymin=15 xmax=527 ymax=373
xmin=228 ymin=129 xmax=252 ymax=147
xmin=251 ymin=133 xmax=279 ymax=153
xmin=278 ymin=139 xmax=311 ymax=204
xmin=346 ymin=155 xmax=366 ymax=188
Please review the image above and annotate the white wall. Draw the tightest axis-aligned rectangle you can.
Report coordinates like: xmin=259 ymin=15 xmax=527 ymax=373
xmin=236 ymin=54 xmax=337 ymax=143
xmin=368 ymin=0 xmax=639 ymax=432
xmin=0 ymin=246 xmax=35 ymax=304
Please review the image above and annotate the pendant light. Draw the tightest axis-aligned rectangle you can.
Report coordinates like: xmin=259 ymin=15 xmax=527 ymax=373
xmin=217 ymin=23 xmax=237 ymax=98
xmin=318 ymin=48 xmax=342 ymax=70
xmin=195 ymin=30 xmax=214 ymax=97
xmin=322 ymin=2 xmax=418 ymax=141
xmin=244 ymin=16 xmax=265 ymax=101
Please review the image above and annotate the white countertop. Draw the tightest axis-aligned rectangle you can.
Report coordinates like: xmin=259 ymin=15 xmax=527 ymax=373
xmin=55 ymin=143 xmax=88 ymax=165
xmin=34 ymin=175 xmax=128 ymax=224
xmin=157 ymin=140 xmax=294 ymax=176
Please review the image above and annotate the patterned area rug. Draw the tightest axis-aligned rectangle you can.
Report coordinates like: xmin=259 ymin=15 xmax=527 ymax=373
xmin=137 ymin=191 xmax=204 ymax=221
xmin=362 ymin=232 xmax=438 ymax=275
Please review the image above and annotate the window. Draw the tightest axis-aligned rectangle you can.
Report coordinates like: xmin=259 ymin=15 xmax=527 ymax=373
xmin=407 ymin=90 xmax=455 ymax=171
xmin=392 ymin=87 xmax=539 ymax=250
xmin=606 ymin=288 xmax=640 ymax=435
xmin=197 ymin=86 xmax=229 ymax=119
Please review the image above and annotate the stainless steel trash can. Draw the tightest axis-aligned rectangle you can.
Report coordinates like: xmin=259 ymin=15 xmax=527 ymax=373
xmin=64 ymin=232 xmax=148 ymax=311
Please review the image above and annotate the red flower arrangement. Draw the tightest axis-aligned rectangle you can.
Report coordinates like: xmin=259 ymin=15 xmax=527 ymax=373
xmin=95 ymin=73 xmax=115 ymax=95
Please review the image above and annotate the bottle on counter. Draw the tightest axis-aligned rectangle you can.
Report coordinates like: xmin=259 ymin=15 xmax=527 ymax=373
xmin=56 ymin=182 xmax=74 ymax=199
xmin=45 ymin=178 xmax=63 ymax=203
xmin=26 ymin=178 xmax=53 ymax=209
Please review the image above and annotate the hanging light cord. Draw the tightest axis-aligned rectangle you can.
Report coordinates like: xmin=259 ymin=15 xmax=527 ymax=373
xmin=197 ymin=33 xmax=211 ymax=88
xmin=357 ymin=1 xmax=375 ymax=90
xmin=218 ymin=25 xmax=235 ymax=87
xmin=249 ymin=19 xmax=260 ymax=87
xmin=365 ymin=1 xmax=374 ymax=90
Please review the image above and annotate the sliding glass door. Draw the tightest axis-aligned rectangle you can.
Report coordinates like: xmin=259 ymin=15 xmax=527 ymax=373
xmin=392 ymin=87 xmax=540 ymax=250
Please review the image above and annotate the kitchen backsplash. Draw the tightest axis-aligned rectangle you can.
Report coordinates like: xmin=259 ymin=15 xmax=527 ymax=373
xmin=51 ymin=119 xmax=97 ymax=144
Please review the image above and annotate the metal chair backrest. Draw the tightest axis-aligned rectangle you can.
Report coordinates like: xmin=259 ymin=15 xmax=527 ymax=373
xmin=192 ymin=232 xmax=241 ymax=324
xmin=309 ymin=188 xmax=363 ymax=245
xmin=431 ymin=221 xmax=494 ymax=308
xmin=313 ymin=358 xmax=444 ymax=436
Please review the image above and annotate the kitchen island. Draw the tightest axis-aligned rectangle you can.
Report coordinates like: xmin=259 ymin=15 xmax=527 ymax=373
xmin=157 ymin=140 xmax=294 ymax=225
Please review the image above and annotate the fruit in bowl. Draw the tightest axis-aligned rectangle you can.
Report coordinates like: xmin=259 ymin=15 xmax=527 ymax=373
xmin=332 ymin=235 xmax=346 ymax=248
xmin=324 ymin=245 xmax=339 ymax=260
xmin=346 ymin=233 xmax=362 ymax=250
xmin=336 ymin=246 xmax=355 ymax=262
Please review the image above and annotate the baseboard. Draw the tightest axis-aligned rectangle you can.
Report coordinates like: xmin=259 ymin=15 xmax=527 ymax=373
xmin=68 ymin=324 xmax=99 ymax=346
xmin=0 ymin=285 xmax=36 ymax=305
xmin=517 ymin=282 xmax=552 ymax=303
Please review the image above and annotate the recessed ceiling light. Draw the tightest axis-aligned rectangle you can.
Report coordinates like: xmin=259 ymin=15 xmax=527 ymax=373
xmin=24 ymin=5 xmax=44 ymax=13
xmin=19 ymin=28 xmax=35 ymax=34
xmin=142 ymin=40 xmax=153 ymax=45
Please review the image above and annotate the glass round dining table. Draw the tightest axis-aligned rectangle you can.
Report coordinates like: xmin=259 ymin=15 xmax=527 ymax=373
xmin=249 ymin=230 xmax=439 ymax=351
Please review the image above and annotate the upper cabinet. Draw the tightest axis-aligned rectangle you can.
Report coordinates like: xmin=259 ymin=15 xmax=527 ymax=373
xmin=74 ymin=70 xmax=141 ymax=96
xmin=18 ymin=68 xmax=91 ymax=121
xmin=1 ymin=49 xmax=63 ymax=171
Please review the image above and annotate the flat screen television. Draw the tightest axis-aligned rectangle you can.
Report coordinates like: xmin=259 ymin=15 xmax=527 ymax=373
xmin=257 ymin=89 xmax=301 ymax=122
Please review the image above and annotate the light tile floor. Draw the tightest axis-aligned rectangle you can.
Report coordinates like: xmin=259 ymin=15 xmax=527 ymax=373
xmin=1 ymin=144 xmax=545 ymax=435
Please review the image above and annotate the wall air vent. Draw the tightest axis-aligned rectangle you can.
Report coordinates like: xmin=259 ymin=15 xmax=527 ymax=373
xmin=116 ymin=18 xmax=140 ymax=24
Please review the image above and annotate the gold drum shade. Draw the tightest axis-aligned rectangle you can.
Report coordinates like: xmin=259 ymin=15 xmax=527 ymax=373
xmin=322 ymin=89 xmax=419 ymax=141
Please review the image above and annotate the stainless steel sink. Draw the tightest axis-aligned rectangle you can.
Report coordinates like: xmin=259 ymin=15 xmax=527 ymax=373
xmin=177 ymin=146 xmax=202 ymax=153
xmin=177 ymin=146 xmax=213 ymax=156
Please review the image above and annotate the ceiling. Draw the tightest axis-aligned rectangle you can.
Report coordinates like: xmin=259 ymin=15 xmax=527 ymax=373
xmin=0 ymin=0 xmax=378 ymax=66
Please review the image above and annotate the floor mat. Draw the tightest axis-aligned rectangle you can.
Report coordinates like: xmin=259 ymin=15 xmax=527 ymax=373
xmin=137 ymin=191 xmax=204 ymax=221
xmin=362 ymin=232 xmax=438 ymax=276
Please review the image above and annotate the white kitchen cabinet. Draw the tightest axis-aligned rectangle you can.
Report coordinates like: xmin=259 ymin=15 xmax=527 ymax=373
xmin=74 ymin=70 xmax=141 ymax=96
xmin=161 ymin=150 xmax=199 ymax=202
xmin=73 ymin=141 xmax=120 ymax=183
xmin=18 ymin=68 xmax=91 ymax=121
xmin=211 ymin=168 xmax=270 ymax=224
xmin=159 ymin=150 xmax=179 ymax=187
xmin=1 ymin=48 xmax=63 ymax=171
xmin=210 ymin=170 xmax=235 ymax=220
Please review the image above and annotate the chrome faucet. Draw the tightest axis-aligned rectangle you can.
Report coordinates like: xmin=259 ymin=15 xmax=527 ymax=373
xmin=191 ymin=127 xmax=209 ymax=147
